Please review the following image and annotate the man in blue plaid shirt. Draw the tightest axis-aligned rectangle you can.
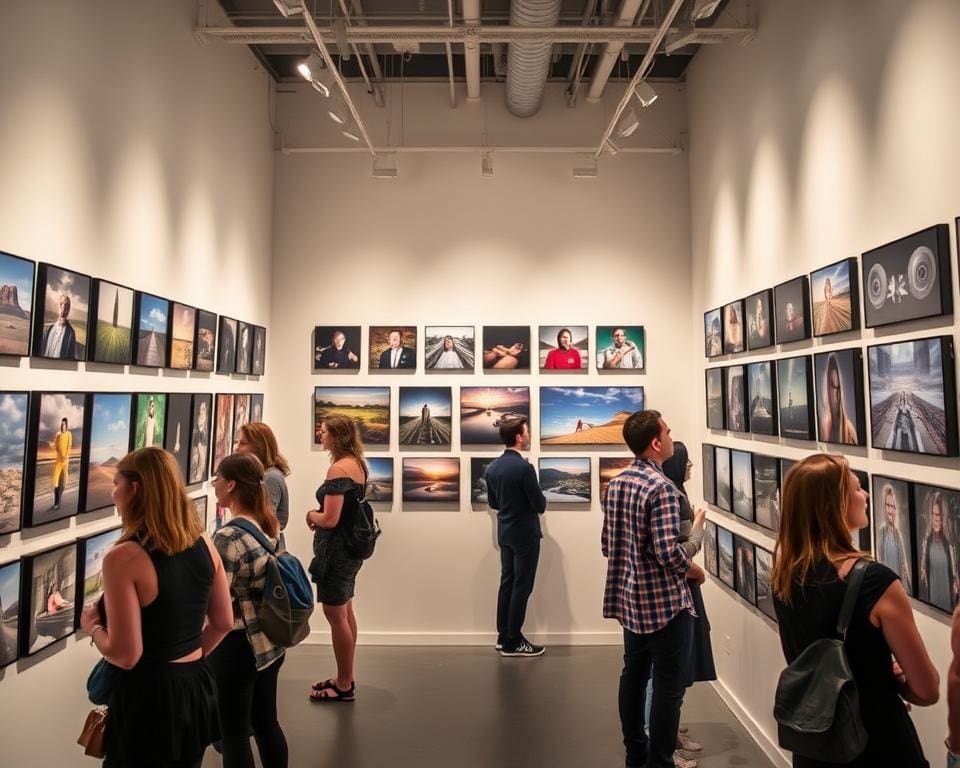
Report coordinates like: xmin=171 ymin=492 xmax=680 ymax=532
xmin=602 ymin=410 xmax=705 ymax=768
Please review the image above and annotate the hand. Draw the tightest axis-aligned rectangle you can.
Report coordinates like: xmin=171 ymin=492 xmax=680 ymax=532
xmin=686 ymin=562 xmax=706 ymax=586
xmin=80 ymin=604 xmax=101 ymax=636
xmin=348 ymin=351 xmax=358 ymax=362
xmin=892 ymin=660 xmax=906 ymax=686
xmin=693 ymin=508 xmax=706 ymax=529
xmin=305 ymin=509 xmax=320 ymax=530
xmin=506 ymin=343 xmax=523 ymax=355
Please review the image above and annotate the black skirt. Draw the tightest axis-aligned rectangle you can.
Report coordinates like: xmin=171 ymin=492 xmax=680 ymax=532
xmin=686 ymin=583 xmax=717 ymax=685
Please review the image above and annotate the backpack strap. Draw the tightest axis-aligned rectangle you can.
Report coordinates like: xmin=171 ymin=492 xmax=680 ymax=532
xmin=837 ymin=559 xmax=868 ymax=639
xmin=228 ymin=517 xmax=276 ymax=555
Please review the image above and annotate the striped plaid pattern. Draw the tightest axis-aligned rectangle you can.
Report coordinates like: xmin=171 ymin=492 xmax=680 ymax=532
xmin=213 ymin=525 xmax=285 ymax=670
xmin=601 ymin=457 xmax=694 ymax=635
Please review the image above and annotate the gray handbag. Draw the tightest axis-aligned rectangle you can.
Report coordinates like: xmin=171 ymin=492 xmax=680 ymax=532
xmin=773 ymin=559 xmax=869 ymax=763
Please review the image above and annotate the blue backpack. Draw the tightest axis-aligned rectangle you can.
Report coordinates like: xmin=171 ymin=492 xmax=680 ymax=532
xmin=228 ymin=519 xmax=314 ymax=647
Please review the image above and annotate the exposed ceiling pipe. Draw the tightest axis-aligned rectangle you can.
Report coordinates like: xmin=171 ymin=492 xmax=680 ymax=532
xmin=463 ymin=0 xmax=481 ymax=100
xmin=586 ymin=0 xmax=652 ymax=101
xmin=445 ymin=0 xmax=456 ymax=107
xmin=505 ymin=0 xmax=563 ymax=117
xmin=566 ymin=0 xmax=598 ymax=106
xmin=348 ymin=0 xmax=386 ymax=107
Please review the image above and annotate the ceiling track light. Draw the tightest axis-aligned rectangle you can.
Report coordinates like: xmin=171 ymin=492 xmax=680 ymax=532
xmin=573 ymin=154 xmax=598 ymax=179
xmin=273 ymin=0 xmax=304 ymax=17
xmin=297 ymin=52 xmax=323 ymax=83
xmin=604 ymin=139 xmax=620 ymax=156
xmin=481 ymin=153 xmax=494 ymax=178
xmin=372 ymin=153 xmax=398 ymax=179
xmin=634 ymin=81 xmax=658 ymax=108
xmin=692 ymin=0 xmax=721 ymax=21
xmin=328 ymin=98 xmax=349 ymax=125
xmin=341 ymin=120 xmax=361 ymax=142
xmin=617 ymin=105 xmax=640 ymax=139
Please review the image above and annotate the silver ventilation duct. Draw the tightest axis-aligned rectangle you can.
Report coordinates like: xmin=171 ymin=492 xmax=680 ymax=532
xmin=505 ymin=0 xmax=562 ymax=117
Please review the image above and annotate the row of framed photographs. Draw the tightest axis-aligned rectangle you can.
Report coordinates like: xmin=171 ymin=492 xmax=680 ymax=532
xmin=313 ymin=385 xmax=645 ymax=448
xmin=703 ymin=521 xmax=777 ymax=623
xmin=314 ymin=325 xmax=645 ymax=372
xmin=0 ymin=253 xmax=266 ymax=374
xmin=704 ymin=221 xmax=956 ymax=357
xmin=705 ymin=335 xmax=959 ymax=457
xmin=0 ymin=391 xmax=263 ymax=536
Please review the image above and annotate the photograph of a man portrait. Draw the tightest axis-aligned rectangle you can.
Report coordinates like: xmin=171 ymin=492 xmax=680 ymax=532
xmin=32 ymin=263 xmax=91 ymax=362
xmin=482 ymin=326 xmax=530 ymax=370
xmin=25 ymin=392 xmax=87 ymax=527
xmin=872 ymin=475 xmax=914 ymax=596
xmin=595 ymin=326 xmax=643 ymax=370
xmin=252 ymin=326 xmax=266 ymax=375
xmin=370 ymin=326 xmax=417 ymax=370
xmin=314 ymin=326 xmax=361 ymax=370
xmin=539 ymin=325 xmax=588 ymax=370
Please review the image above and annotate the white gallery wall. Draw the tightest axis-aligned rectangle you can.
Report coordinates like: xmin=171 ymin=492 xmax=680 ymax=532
xmin=686 ymin=1 xmax=960 ymax=765
xmin=0 ymin=1 xmax=274 ymax=765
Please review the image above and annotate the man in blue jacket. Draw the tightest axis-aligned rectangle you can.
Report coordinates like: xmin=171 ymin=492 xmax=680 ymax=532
xmin=484 ymin=417 xmax=547 ymax=657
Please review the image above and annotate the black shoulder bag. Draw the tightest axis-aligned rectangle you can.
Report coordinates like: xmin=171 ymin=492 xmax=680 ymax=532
xmin=773 ymin=559 xmax=870 ymax=763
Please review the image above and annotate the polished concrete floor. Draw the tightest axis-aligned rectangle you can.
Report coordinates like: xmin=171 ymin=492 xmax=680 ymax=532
xmin=204 ymin=644 xmax=777 ymax=768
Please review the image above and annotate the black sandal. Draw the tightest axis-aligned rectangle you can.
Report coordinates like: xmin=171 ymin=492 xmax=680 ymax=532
xmin=309 ymin=681 xmax=356 ymax=702
xmin=311 ymin=678 xmax=336 ymax=693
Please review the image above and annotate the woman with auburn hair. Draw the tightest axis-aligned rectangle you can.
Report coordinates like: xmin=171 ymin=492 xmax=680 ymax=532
xmin=79 ymin=447 xmax=233 ymax=768
xmin=772 ymin=454 xmax=938 ymax=768
xmin=305 ymin=414 xmax=368 ymax=702
xmin=236 ymin=422 xmax=291 ymax=530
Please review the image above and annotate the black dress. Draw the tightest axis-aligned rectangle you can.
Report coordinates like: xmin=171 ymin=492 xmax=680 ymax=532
xmin=774 ymin=559 xmax=928 ymax=768
xmin=310 ymin=477 xmax=365 ymax=606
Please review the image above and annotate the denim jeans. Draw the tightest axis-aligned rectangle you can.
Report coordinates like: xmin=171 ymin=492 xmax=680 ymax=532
xmin=948 ymin=750 xmax=960 ymax=768
xmin=496 ymin=539 xmax=540 ymax=644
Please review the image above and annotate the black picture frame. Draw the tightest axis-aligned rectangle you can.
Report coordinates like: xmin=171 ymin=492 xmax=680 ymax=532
xmin=168 ymin=302 xmax=197 ymax=371
xmin=715 ymin=446 xmax=731 ymax=513
xmin=703 ymin=520 xmax=718 ymax=577
xmin=32 ymin=263 xmax=92 ymax=362
xmin=19 ymin=540 xmax=78 ymax=656
xmin=252 ymin=326 xmax=266 ymax=376
xmin=481 ymin=326 xmax=530 ymax=371
xmin=0 ymin=558 xmax=21 ymax=667
xmin=701 ymin=444 xmax=715 ymax=505
xmin=777 ymin=355 xmax=815 ymax=441
xmin=366 ymin=458 xmax=394 ymax=503
xmin=0 ymin=391 xmax=29 ymax=535
xmin=747 ymin=360 xmax=778 ymax=436
xmin=217 ymin=316 xmax=238 ymax=374
xmin=83 ymin=392 xmax=133 ymax=513
xmin=250 ymin=394 xmax=264 ymax=424
xmin=370 ymin=326 xmax=419 ymax=371
xmin=132 ymin=292 xmax=170 ymax=368
xmin=851 ymin=469 xmax=871 ymax=553
xmin=212 ymin=393 xmax=235 ymax=474
xmin=745 ymin=289 xmax=774 ymax=350
xmin=164 ymin=393 xmax=194 ymax=481
xmin=705 ymin=368 xmax=725 ymax=430
xmin=872 ymin=474 xmax=915 ymax=596
xmin=313 ymin=387 xmax=390 ymax=448
xmin=314 ymin=326 xmax=362 ymax=371
xmin=722 ymin=300 xmax=745 ymax=355
xmin=814 ymin=348 xmax=866 ymax=447
xmin=194 ymin=309 xmax=217 ymax=372
xmin=912 ymin=481 xmax=960 ymax=615
xmin=717 ymin=526 xmax=735 ymax=589
xmin=188 ymin=394 xmax=212 ymax=484
xmin=755 ymin=547 xmax=777 ymax=622
xmin=734 ymin=535 xmax=757 ymax=605
xmin=470 ymin=456 xmax=497 ymax=504
xmin=704 ymin=308 xmax=723 ymax=358
xmin=725 ymin=365 xmax=749 ymax=433
xmin=235 ymin=321 xmax=253 ymax=375
xmin=810 ymin=257 xmax=861 ymax=336
xmin=540 ymin=386 xmax=642 ymax=446
xmin=753 ymin=453 xmax=781 ymax=533
xmin=191 ymin=496 xmax=208 ymax=529
xmin=87 ymin=279 xmax=135 ymax=366
xmin=774 ymin=275 xmax=811 ymax=344
xmin=731 ymin=449 xmax=754 ymax=523
xmin=398 ymin=387 xmax=453 ymax=448
xmin=0 ymin=250 xmax=35 ymax=358
xmin=77 ymin=526 xmax=123 ymax=627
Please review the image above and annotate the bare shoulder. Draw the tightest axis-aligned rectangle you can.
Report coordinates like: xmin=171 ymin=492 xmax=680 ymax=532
xmin=104 ymin=539 xmax=148 ymax=571
xmin=328 ymin=457 xmax=365 ymax=482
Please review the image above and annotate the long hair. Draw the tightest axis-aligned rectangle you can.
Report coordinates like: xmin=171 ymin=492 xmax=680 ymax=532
xmin=823 ymin=353 xmax=849 ymax=442
xmin=238 ymin=422 xmax=290 ymax=476
xmin=771 ymin=453 xmax=864 ymax=603
xmin=216 ymin=453 xmax=279 ymax=538
xmin=322 ymin=414 xmax=367 ymax=471
xmin=661 ymin=441 xmax=688 ymax=496
xmin=116 ymin=447 xmax=202 ymax=556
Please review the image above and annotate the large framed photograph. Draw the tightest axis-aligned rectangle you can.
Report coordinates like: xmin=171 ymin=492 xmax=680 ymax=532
xmin=195 ymin=310 xmax=217 ymax=372
xmin=731 ymin=450 xmax=753 ymax=522
xmin=753 ymin=454 xmax=780 ymax=533
xmin=0 ymin=251 xmax=34 ymax=357
xmin=366 ymin=458 xmax=394 ymax=504
xmin=852 ymin=469 xmax=872 ymax=553
xmin=872 ymin=475 xmax=914 ymax=596
xmin=402 ymin=458 xmax=460 ymax=504
xmin=482 ymin=326 xmax=530 ymax=370
xmin=705 ymin=369 xmax=724 ymax=430
xmin=777 ymin=356 xmax=815 ymax=441
xmin=701 ymin=444 xmax=715 ymax=505
xmin=862 ymin=224 xmax=952 ymax=328
xmin=314 ymin=326 xmax=361 ymax=370
xmin=722 ymin=300 xmax=745 ymax=354
xmin=169 ymin=302 xmax=197 ymax=371
xmin=0 ymin=559 xmax=20 ymax=667
xmin=133 ymin=292 xmax=169 ymax=368
xmin=84 ymin=393 xmax=132 ymax=513
xmin=703 ymin=521 xmax=718 ymax=576
xmin=0 ymin=392 xmax=29 ymax=535
xmin=599 ymin=458 xmax=633 ymax=504
xmin=460 ymin=387 xmax=530 ymax=446
xmin=715 ymin=446 xmax=731 ymax=513
xmin=811 ymin=258 xmax=860 ymax=336
xmin=815 ymin=348 xmax=866 ymax=446
xmin=134 ymin=394 xmax=167 ymax=450
xmin=540 ymin=386 xmax=644 ymax=446
xmin=913 ymin=483 xmax=960 ymax=614
xmin=470 ymin=457 xmax=497 ymax=504
xmin=717 ymin=527 xmax=735 ymax=589
xmin=424 ymin=326 xmax=475 ymax=371
xmin=217 ymin=316 xmax=237 ymax=374
xmin=313 ymin=387 xmax=390 ymax=448
xmin=25 ymin=393 xmax=87 ymax=527
xmin=595 ymin=326 xmax=644 ymax=370
xmin=398 ymin=387 xmax=452 ymax=447
xmin=370 ymin=326 xmax=417 ymax=370
xmin=164 ymin=393 xmax=194 ymax=481
xmin=212 ymin=393 xmax=235 ymax=474
xmin=539 ymin=457 xmax=590 ymax=503
xmin=79 ymin=527 xmax=122 ymax=613
xmin=725 ymin=365 xmax=748 ymax=433
xmin=20 ymin=540 xmax=78 ymax=655
xmin=747 ymin=360 xmax=777 ymax=436
xmin=755 ymin=548 xmax=777 ymax=622
xmin=191 ymin=496 xmax=207 ymax=529
xmin=188 ymin=394 xmax=212 ymax=484
xmin=539 ymin=325 xmax=588 ymax=370
xmin=745 ymin=289 xmax=773 ymax=350
xmin=88 ymin=280 xmax=134 ymax=366
xmin=867 ymin=336 xmax=958 ymax=457
xmin=734 ymin=535 xmax=757 ymax=605
xmin=704 ymin=309 xmax=723 ymax=358
xmin=235 ymin=321 xmax=253 ymax=375
xmin=252 ymin=326 xmax=266 ymax=376
xmin=774 ymin=276 xmax=810 ymax=344
xmin=32 ymin=263 xmax=91 ymax=361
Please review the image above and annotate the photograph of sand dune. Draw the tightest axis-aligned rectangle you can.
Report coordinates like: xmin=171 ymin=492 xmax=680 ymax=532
xmin=402 ymin=457 xmax=460 ymax=503
xmin=314 ymin=387 xmax=390 ymax=447
xmin=811 ymin=258 xmax=859 ymax=336
xmin=399 ymin=387 xmax=452 ymax=447
xmin=540 ymin=387 xmax=644 ymax=445
xmin=460 ymin=386 xmax=529 ymax=445
xmin=0 ymin=251 xmax=34 ymax=357
xmin=27 ymin=392 xmax=86 ymax=527
xmin=84 ymin=393 xmax=132 ymax=512
xmin=0 ymin=392 xmax=28 ymax=535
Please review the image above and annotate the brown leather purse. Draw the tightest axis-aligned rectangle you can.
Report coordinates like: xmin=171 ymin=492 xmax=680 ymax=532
xmin=78 ymin=706 xmax=108 ymax=758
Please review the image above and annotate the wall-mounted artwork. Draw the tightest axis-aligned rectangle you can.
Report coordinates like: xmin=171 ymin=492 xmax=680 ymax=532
xmin=867 ymin=336 xmax=958 ymax=457
xmin=134 ymin=394 xmax=167 ymax=450
xmin=703 ymin=521 xmax=718 ymax=577
xmin=753 ymin=454 xmax=780 ymax=533
xmin=233 ymin=394 xmax=250 ymax=438
xmin=482 ymin=326 xmax=530 ymax=370
xmin=313 ymin=387 xmax=390 ymax=447
xmin=169 ymin=303 xmax=196 ymax=371
xmin=861 ymin=224 xmax=952 ymax=328
xmin=20 ymin=541 xmax=77 ymax=656
xmin=913 ymin=482 xmax=960 ymax=614
xmin=191 ymin=496 xmax=207 ymax=529
xmin=745 ymin=289 xmax=773 ymax=350
xmin=704 ymin=309 xmax=722 ymax=358
xmin=777 ymin=356 xmax=815 ymax=441
xmin=424 ymin=326 xmax=475 ymax=371
xmin=731 ymin=450 xmax=753 ymax=522
xmin=705 ymin=369 xmax=724 ymax=430
xmin=774 ymin=276 xmax=810 ymax=344
xmin=0 ymin=559 xmax=20 ymax=667
xmin=88 ymin=280 xmax=133 ymax=366
xmin=851 ymin=469 xmax=871 ymax=553
xmin=701 ymin=445 xmax=715 ymax=506
xmin=26 ymin=393 xmax=87 ymax=527
xmin=780 ymin=458 xmax=797 ymax=488
xmin=252 ymin=326 xmax=266 ymax=376
xmin=872 ymin=475 xmax=914 ymax=596
xmin=599 ymin=458 xmax=633 ymax=504
xmin=540 ymin=386 xmax=644 ymax=445
xmin=538 ymin=325 xmax=588 ymax=370
xmin=715 ymin=447 xmax=731 ymax=513
xmin=722 ymin=300 xmax=744 ymax=354
xmin=398 ymin=387 xmax=452 ymax=447
xmin=747 ymin=360 xmax=777 ymax=436
xmin=717 ymin=527 xmax=734 ymax=589
xmin=0 ymin=251 xmax=34 ymax=357
xmin=725 ymin=365 xmax=748 ymax=433
xmin=0 ymin=392 xmax=29 ymax=535
xmin=402 ymin=458 xmax=460 ymax=503
xmin=734 ymin=535 xmax=757 ymax=605
xmin=470 ymin=457 xmax=497 ymax=504
xmin=164 ymin=393 xmax=193 ymax=481
xmin=815 ymin=348 xmax=865 ymax=446
xmin=235 ymin=321 xmax=253 ymax=375
xmin=217 ymin=316 xmax=237 ymax=374
xmin=539 ymin=457 xmax=590 ymax=503
xmin=33 ymin=263 xmax=90 ymax=361
xmin=366 ymin=458 xmax=394 ymax=503
xmin=195 ymin=310 xmax=217 ymax=372
xmin=755 ymin=548 xmax=776 ymax=622
xmin=84 ymin=393 xmax=132 ymax=513
xmin=314 ymin=326 xmax=361 ymax=370
xmin=460 ymin=386 xmax=530 ymax=445
xmin=370 ymin=326 xmax=417 ymax=370
xmin=212 ymin=393 xmax=235 ymax=474
xmin=250 ymin=394 xmax=264 ymax=424
xmin=133 ymin=293 xmax=169 ymax=368
xmin=811 ymin=258 xmax=860 ymax=336
xmin=595 ymin=326 xmax=644 ymax=370
xmin=80 ymin=527 xmax=122 ymax=612
xmin=188 ymin=394 xmax=212 ymax=484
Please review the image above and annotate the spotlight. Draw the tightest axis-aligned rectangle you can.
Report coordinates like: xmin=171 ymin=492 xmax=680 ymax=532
xmin=481 ymin=153 xmax=494 ymax=178
xmin=692 ymin=0 xmax=721 ymax=21
xmin=328 ymin=98 xmax=349 ymax=125
xmin=297 ymin=53 xmax=324 ymax=82
xmin=373 ymin=154 xmax=398 ymax=179
xmin=617 ymin=106 xmax=640 ymax=138
xmin=341 ymin=126 xmax=361 ymax=142
xmin=634 ymin=81 xmax=658 ymax=108
xmin=273 ymin=0 xmax=304 ymax=17
xmin=604 ymin=139 xmax=620 ymax=156
xmin=573 ymin=155 xmax=598 ymax=179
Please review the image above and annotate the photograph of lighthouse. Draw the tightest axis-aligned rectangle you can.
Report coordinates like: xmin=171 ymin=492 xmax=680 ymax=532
xmin=89 ymin=279 xmax=133 ymax=365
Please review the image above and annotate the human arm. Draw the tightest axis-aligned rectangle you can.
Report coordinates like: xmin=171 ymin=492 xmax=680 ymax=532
xmin=306 ymin=465 xmax=351 ymax=529
xmin=647 ymin=485 xmax=691 ymax=575
xmin=523 ymin=463 xmax=547 ymax=516
xmin=80 ymin=543 xmax=144 ymax=670
xmin=947 ymin=606 xmax=960 ymax=751
xmin=264 ymin=471 xmax=288 ymax=529
xmin=686 ymin=561 xmax=706 ymax=585
xmin=681 ymin=508 xmax=706 ymax=557
xmin=898 ymin=532 xmax=913 ymax=594
xmin=544 ymin=350 xmax=557 ymax=369
xmin=201 ymin=535 xmax=234 ymax=656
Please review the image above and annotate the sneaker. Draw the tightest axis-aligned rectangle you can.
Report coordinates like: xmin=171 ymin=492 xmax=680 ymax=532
xmin=678 ymin=736 xmax=702 ymax=752
xmin=673 ymin=754 xmax=697 ymax=768
xmin=495 ymin=641 xmax=503 ymax=651
xmin=499 ymin=639 xmax=545 ymax=657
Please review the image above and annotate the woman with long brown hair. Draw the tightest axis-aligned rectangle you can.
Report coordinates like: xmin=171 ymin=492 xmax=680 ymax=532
xmin=236 ymin=422 xmax=291 ymax=530
xmin=772 ymin=454 xmax=938 ymax=767
xmin=79 ymin=447 xmax=233 ymax=768
xmin=305 ymin=414 xmax=368 ymax=702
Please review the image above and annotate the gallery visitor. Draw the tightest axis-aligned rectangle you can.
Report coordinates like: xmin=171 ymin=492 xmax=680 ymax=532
xmin=597 ymin=327 xmax=642 ymax=369
xmin=544 ymin=327 xmax=582 ymax=369
xmin=771 ymin=454 xmax=939 ymax=768
xmin=946 ymin=605 xmax=960 ymax=767
xmin=236 ymin=422 xmax=291 ymax=530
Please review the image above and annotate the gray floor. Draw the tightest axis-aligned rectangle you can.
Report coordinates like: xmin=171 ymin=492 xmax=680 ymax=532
xmin=205 ymin=645 xmax=776 ymax=768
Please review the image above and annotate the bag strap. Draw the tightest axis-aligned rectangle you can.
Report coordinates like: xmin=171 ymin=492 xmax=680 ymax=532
xmin=837 ymin=559 xmax=868 ymax=639
xmin=227 ymin=518 xmax=276 ymax=555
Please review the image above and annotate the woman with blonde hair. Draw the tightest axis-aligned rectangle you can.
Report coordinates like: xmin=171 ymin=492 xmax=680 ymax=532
xmin=306 ymin=414 xmax=368 ymax=702
xmin=79 ymin=447 xmax=233 ymax=768
xmin=772 ymin=454 xmax=938 ymax=767
xmin=236 ymin=422 xmax=291 ymax=530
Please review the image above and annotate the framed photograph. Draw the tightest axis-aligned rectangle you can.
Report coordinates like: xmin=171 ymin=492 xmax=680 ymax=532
xmin=424 ymin=326 xmax=475 ymax=371
xmin=867 ymin=336 xmax=958 ymax=457
xmin=233 ymin=394 xmax=251 ymax=437
xmin=852 ymin=469 xmax=872 ymax=552
xmin=777 ymin=356 xmax=815 ymax=441
xmin=460 ymin=387 xmax=530 ymax=446
xmin=872 ymin=475 xmax=914 ymax=596
xmin=705 ymin=368 xmax=724 ymax=430
xmin=725 ymin=365 xmax=748 ymax=433
xmin=0 ymin=559 xmax=20 ymax=668
xmin=0 ymin=392 xmax=29 ymax=535
xmin=235 ymin=321 xmax=253 ymax=375
xmin=862 ymin=224 xmax=952 ymax=328
xmin=212 ymin=393 xmax=235 ymax=474
xmin=366 ymin=458 xmax=394 ymax=504
xmin=815 ymin=348 xmax=866 ymax=446
xmin=134 ymin=394 xmax=167 ymax=450
xmin=755 ymin=548 xmax=777 ymax=622
xmin=133 ymin=292 xmax=169 ymax=368
xmin=595 ymin=326 xmax=644 ymax=370
xmin=704 ymin=309 xmax=723 ymax=358
xmin=539 ymin=457 xmax=590 ymax=503
xmin=482 ymin=326 xmax=530 ymax=370
xmin=537 ymin=325 xmax=588 ymax=371
xmin=79 ymin=527 xmax=122 ymax=612
xmin=314 ymin=326 xmax=361 ymax=370
xmin=169 ymin=302 xmax=196 ymax=371
xmin=811 ymin=258 xmax=860 ymax=336
xmin=731 ymin=450 xmax=753 ymax=522
xmin=188 ymin=394 xmax=212 ymax=484
xmin=715 ymin=446 xmax=731 ymax=513
xmin=734 ymin=535 xmax=757 ymax=604
xmin=703 ymin=521 xmax=718 ymax=577
xmin=217 ymin=316 xmax=238 ymax=374
xmin=20 ymin=540 xmax=78 ymax=655
xmin=88 ymin=280 xmax=134 ymax=366
xmin=913 ymin=482 xmax=960 ymax=614
xmin=540 ymin=386 xmax=644 ymax=446
xmin=745 ymin=289 xmax=774 ymax=350
xmin=313 ymin=387 xmax=390 ymax=448
xmin=252 ymin=326 xmax=266 ymax=376
xmin=0 ymin=251 xmax=34 ymax=356
xmin=84 ymin=393 xmax=132 ymax=513
xmin=722 ymin=300 xmax=745 ymax=354
xmin=470 ymin=457 xmax=497 ymax=504
xmin=191 ymin=496 xmax=208 ymax=529
xmin=164 ymin=393 xmax=193 ymax=481
xmin=780 ymin=458 xmax=797 ymax=487
xmin=25 ymin=392 xmax=87 ymax=527
xmin=398 ymin=387 xmax=452 ymax=447
xmin=250 ymin=394 xmax=264 ymax=423
xmin=747 ymin=360 xmax=777 ymax=436
xmin=401 ymin=458 xmax=460 ymax=503
xmin=717 ymin=527 xmax=735 ymax=589
xmin=32 ymin=263 xmax=91 ymax=361
xmin=370 ymin=326 xmax=417 ymax=371
xmin=774 ymin=276 xmax=811 ymax=344
xmin=195 ymin=310 xmax=217 ymax=372
xmin=701 ymin=444 xmax=715 ymax=505
xmin=599 ymin=458 xmax=633 ymax=504
xmin=753 ymin=454 xmax=781 ymax=533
